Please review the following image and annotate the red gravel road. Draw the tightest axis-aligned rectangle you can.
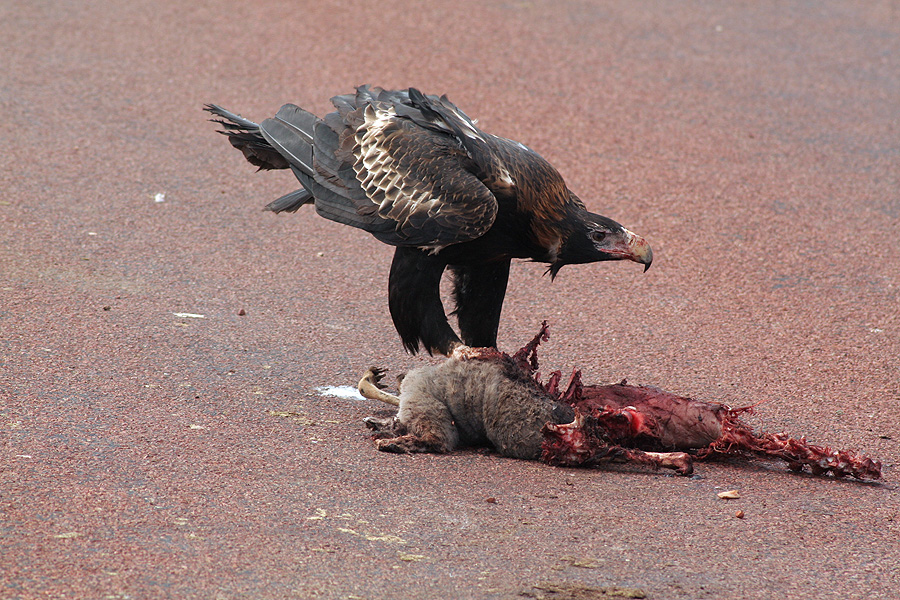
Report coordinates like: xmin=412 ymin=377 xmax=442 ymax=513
xmin=2 ymin=2 xmax=898 ymax=599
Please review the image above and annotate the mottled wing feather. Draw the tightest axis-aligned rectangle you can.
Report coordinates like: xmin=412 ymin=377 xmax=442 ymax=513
xmin=261 ymin=87 xmax=505 ymax=248
xmin=343 ymin=102 xmax=498 ymax=248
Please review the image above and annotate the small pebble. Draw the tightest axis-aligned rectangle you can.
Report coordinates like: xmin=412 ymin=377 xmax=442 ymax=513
xmin=485 ymin=497 xmax=497 ymax=504
xmin=237 ymin=308 xmax=246 ymax=316
xmin=735 ymin=510 xmax=745 ymax=519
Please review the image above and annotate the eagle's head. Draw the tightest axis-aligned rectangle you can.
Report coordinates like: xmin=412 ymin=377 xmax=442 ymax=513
xmin=549 ymin=210 xmax=652 ymax=279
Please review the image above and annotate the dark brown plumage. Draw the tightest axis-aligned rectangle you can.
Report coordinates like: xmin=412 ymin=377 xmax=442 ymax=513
xmin=206 ymin=86 xmax=652 ymax=355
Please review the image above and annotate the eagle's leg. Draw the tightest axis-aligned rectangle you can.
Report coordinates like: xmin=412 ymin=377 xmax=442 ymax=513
xmin=389 ymin=247 xmax=461 ymax=356
xmin=450 ymin=260 xmax=511 ymax=348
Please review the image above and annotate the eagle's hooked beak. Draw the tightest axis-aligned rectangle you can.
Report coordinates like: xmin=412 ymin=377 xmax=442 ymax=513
xmin=622 ymin=228 xmax=653 ymax=272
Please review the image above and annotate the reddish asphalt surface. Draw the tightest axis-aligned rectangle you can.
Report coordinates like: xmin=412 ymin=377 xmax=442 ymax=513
xmin=3 ymin=1 xmax=899 ymax=599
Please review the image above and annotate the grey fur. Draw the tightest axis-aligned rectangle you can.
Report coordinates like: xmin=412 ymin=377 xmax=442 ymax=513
xmin=362 ymin=357 xmax=573 ymax=459
xmin=359 ymin=355 xmax=695 ymax=475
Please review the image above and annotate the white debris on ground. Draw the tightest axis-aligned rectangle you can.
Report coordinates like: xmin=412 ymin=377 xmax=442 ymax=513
xmin=316 ymin=385 xmax=365 ymax=401
xmin=172 ymin=312 xmax=205 ymax=319
xmin=154 ymin=192 xmax=166 ymax=203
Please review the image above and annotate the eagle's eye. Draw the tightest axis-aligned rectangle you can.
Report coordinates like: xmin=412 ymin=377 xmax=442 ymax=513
xmin=591 ymin=231 xmax=607 ymax=243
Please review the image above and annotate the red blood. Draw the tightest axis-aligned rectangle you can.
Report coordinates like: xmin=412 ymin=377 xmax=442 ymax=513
xmin=515 ymin=323 xmax=882 ymax=480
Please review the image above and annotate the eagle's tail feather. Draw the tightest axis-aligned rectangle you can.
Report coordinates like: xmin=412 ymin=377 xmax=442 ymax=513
xmin=259 ymin=107 xmax=316 ymax=177
xmin=204 ymin=104 xmax=290 ymax=171
xmin=205 ymin=98 xmax=398 ymax=233
xmin=264 ymin=188 xmax=312 ymax=214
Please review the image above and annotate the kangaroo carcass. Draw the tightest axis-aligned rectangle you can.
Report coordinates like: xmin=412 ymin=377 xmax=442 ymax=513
xmin=358 ymin=324 xmax=882 ymax=480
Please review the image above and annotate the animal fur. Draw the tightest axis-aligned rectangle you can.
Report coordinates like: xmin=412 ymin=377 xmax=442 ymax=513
xmin=359 ymin=349 xmax=693 ymax=474
xmin=362 ymin=354 xmax=574 ymax=460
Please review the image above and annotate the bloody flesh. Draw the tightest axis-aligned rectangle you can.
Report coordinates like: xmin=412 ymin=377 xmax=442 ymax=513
xmin=515 ymin=323 xmax=882 ymax=480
